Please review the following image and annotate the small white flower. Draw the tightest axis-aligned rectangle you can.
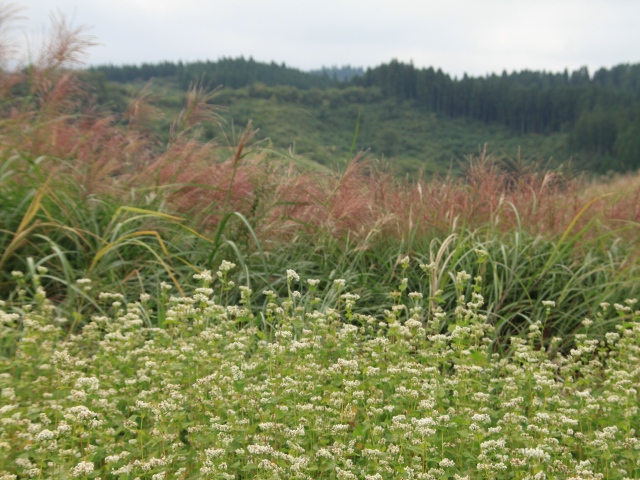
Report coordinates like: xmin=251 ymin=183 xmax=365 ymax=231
xmin=193 ymin=270 xmax=213 ymax=283
xmin=71 ymin=461 xmax=94 ymax=478
xmin=455 ymin=271 xmax=471 ymax=285
xmin=439 ymin=458 xmax=455 ymax=468
xmin=218 ymin=260 xmax=236 ymax=272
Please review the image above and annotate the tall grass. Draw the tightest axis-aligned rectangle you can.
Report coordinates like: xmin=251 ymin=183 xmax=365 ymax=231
xmin=1 ymin=9 xmax=639 ymax=347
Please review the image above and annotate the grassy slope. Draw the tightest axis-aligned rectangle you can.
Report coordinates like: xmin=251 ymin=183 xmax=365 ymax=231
xmin=104 ymin=79 xmax=572 ymax=175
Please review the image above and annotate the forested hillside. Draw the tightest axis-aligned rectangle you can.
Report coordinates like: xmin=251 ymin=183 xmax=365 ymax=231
xmin=90 ymin=58 xmax=640 ymax=173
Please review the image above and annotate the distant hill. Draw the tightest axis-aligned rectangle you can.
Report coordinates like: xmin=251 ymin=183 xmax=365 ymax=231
xmin=88 ymin=58 xmax=640 ymax=174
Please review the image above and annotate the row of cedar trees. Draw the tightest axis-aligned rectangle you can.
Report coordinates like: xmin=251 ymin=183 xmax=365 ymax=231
xmin=93 ymin=59 xmax=640 ymax=169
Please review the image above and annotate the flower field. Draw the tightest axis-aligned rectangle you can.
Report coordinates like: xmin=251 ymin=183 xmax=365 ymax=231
xmin=1 ymin=261 xmax=639 ymax=479
xmin=2 ymin=11 xmax=640 ymax=479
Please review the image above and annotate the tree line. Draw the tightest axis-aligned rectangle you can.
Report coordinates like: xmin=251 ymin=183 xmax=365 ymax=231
xmin=92 ymin=57 xmax=336 ymax=90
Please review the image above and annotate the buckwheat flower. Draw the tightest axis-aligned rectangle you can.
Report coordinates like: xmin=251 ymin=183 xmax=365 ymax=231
xmin=542 ymin=300 xmax=556 ymax=307
xmin=193 ymin=270 xmax=213 ymax=283
xmin=605 ymin=332 xmax=620 ymax=344
xmin=439 ymin=458 xmax=455 ymax=468
xmin=194 ymin=287 xmax=214 ymax=296
xmin=239 ymin=285 xmax=252 ymax=302
xmin=400 ymin=256 xmax=410 ymax=267
xmin=35 ymin=429 xmax=55 ymax=442
xmin=519 ymin=447 xmax=550 ymax=462
xmin=474 ymin=248 xmax=487 ymax=258
xmin=315 ymin=448 xmax=334 ymax=459
xmin=247 ymin=444 xmax=274 ymax=455
xmin=160 ymin=282 xmax=172 ymax=291
xmin=98 ymin=292 xmax=124 ymax=301
xmin=307 ymin=279 xmax=320 ymax=287
xmin=75 ymin=376 xmax=100 ymax=391
xmin=420 ymin=262 xmax=436 ymax=273
xmin=11 ymin=271 xmax=23 ymax=278
xmin=408 ymin=292 xmax=423 ymax=300
xmin=471 ymin=413 xmax=491 ymax=424
xmin=69 ymin=390 xmax=87 ymax=402
xmin=286 ymin=269 xmax=300 ymax=283
xmin=71 ymin=461 xmax=94 ymax=477
xmin=333 ymin=279 xmax=346 ymax=288
xmin=219 ymin=260 xmax=236 ymax=272
xmin=455 ymin=270 xmax=471 ymax=285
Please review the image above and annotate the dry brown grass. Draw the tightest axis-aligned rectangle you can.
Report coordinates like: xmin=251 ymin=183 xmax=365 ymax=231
xmin=257 ymin=154 xmax=639 ymax=244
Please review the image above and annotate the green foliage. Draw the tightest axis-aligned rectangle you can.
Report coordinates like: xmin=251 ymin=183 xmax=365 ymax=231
xmin=614 ymin=121 xmax=640 ymax=169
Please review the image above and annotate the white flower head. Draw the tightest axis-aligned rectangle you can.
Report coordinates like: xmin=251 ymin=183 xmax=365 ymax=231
xmin=286 ymin=269 xmax=300 ymax=283
xmin=455 ymin=270 xmax=471 ymax=285
xmin=219 ymin=260 xmax=236 ymax=272
xmin=193 ymin=270 xmax=213 ymax=283
xmin=71 ymin=461 xmax=94 ymax=478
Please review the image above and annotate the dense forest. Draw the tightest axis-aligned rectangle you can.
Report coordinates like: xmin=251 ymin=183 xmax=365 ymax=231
xmin=91 ymin=58 xmax=640 ymax=171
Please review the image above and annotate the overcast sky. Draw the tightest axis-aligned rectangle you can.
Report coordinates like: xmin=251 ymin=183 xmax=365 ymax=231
xmin=10 ymin=0 xmax=640 ymax=77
